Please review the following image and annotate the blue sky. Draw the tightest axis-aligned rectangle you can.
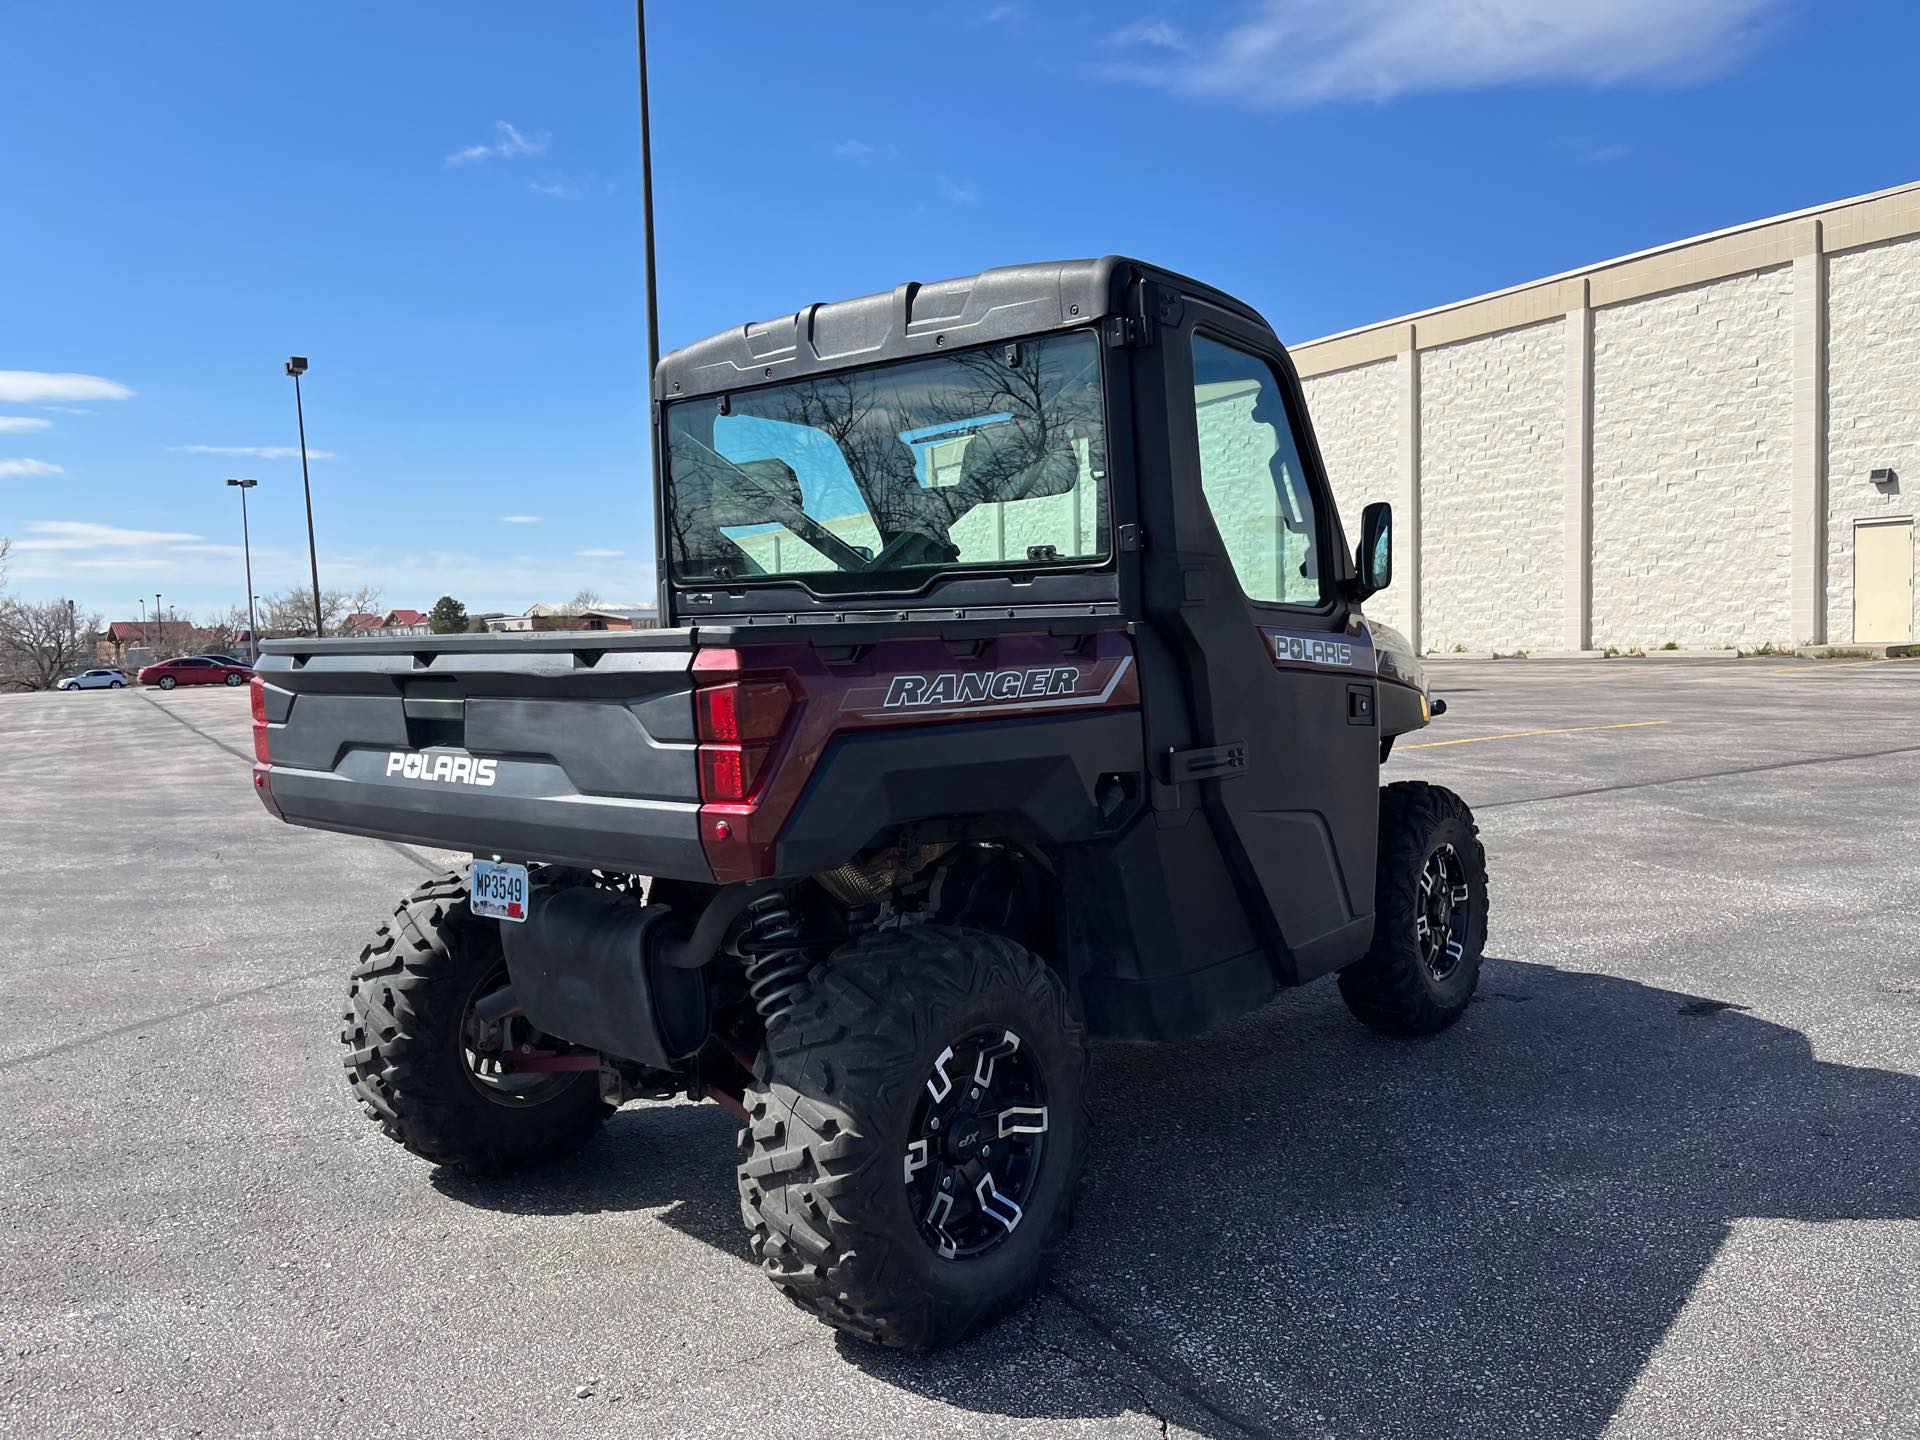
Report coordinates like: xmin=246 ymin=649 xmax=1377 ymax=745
xmin=2 ymin=0 xmax=1914 ymax=623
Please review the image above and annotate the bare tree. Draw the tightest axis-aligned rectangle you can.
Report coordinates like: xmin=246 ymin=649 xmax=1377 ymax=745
xmin=565 ymin=588 xmax=603 ymax=616
xmin=0 ymin=597 xmax=101 ymax=690
xmin=260 ymin=583 xmax=384 ymax=636
xmin=0 ymin=535 xmax=11 ymax=590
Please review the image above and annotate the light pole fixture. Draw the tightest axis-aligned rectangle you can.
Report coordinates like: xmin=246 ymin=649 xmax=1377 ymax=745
xmin=155 ymin=593 xmax=163 ymax=657
xmin=138 ymin=597 xmax=147 ymax=651
xmin=285 ymin=355 xmax=323 ymax=636
xmin=227 ymin=478 xmax=260 ymax=661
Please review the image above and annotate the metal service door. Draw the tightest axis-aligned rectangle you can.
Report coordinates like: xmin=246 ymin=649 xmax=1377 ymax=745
xmin=1855 ymin=519 xmax=1914 ymax=643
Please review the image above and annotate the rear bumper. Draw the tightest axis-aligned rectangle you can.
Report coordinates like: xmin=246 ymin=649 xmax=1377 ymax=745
xmin=263 ymin=766 xmax=714 ymax=878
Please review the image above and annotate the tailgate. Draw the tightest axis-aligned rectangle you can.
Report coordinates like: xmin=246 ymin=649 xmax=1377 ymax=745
xmin=253 ymin=630 xmax=709 ymax=877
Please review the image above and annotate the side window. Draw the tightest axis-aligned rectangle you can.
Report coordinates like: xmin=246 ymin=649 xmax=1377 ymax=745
xmin=1190 ymin=334 xmax=1326 ymax=607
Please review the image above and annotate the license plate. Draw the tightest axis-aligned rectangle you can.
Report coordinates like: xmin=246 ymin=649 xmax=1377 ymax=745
xmin=471 ymin=860 xmax=529 ymax=922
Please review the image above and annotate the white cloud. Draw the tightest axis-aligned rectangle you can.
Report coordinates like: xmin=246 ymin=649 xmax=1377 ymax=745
xmin=937 ymin=174 xmax=980 ymax=204
xmin=446 ymin=121 xmax=548 ymax=166
xmin=1101 ymin=0 xmax=1780 ymax=107
xmin=168 ymin=444 xmax=338 ymax=461
xmin=576 ymin=548 xmax=624 ymax=558
xmin=834 ymin=139 xmax=874 ymax=157
xmin=11 ymin=521 xmax=204 ymax=551
xmin=529 ymin=175 xmax=582 ymax=199
xmin=0 ymin=416 xmax=53 ymax=433
xmin=0 ymin=458 xmax=62 ymax=479
xmin=501 ymin=515 xmax=541 ymax=524
xmin=0 ymin=371 xmax=133 ymax=403
xmin=1105 ymin=17 xmax=1190 ymax=50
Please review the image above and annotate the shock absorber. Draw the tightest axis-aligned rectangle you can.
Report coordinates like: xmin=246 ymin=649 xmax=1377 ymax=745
xmin=736 ymin=891 xmax=811 ymax=1022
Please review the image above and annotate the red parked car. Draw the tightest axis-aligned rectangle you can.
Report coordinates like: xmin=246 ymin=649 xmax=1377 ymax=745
xmin=138 ymin=656 xmax=252 ymax=690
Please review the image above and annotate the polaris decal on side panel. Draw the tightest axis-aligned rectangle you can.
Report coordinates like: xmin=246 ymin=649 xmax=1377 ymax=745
xmin=883 ymin=667 xmax=1081 ymax=709
xmin=385 ymin=752 xmax=498 ymax=787
xmin=1262 ymin=628 xmax=1372 ymax=673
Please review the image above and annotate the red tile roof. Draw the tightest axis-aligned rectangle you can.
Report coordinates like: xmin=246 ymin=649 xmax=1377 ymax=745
xmin=104 ymin=620 xmax=193 ymax=643
xmin=383 ymin=609 xmax=429 ymax=626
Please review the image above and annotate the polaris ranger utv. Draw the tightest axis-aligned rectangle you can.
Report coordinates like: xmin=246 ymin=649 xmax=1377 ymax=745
xmin=251 ymin=257 xmax=1488 ymax=1351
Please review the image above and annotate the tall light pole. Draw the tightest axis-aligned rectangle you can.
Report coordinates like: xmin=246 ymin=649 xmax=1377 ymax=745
xmin=285 ymin=355 xmax=323 ymax=636
xmin=226 ymin=478 xmax=259 ymax=661
xmin=138 ymin=598 xmax=147 ymax=651
xmin=635 ymin=0 xmax=660 ymax=387
xmin=154 ymin=593 xmax=163 ymax=657
xmin=635 ymin=0 xmax=663 ymax=617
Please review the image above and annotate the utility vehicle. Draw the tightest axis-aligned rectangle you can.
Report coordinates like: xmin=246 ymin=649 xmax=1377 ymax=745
xmin=251 ymin=257 xmax=1488 ymax=1351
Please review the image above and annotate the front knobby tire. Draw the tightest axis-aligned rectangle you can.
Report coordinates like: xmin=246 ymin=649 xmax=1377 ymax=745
xmin=341 ymin=870 xmax=610 ymax=1175
xmin=1340 ymin=782 xmax=1490 ymax=1036
xmin=738 ymin=925 xmax=1090 ymax=1351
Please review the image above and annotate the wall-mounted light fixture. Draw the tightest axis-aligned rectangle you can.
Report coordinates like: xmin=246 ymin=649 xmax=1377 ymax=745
xmin=1869 ymin=467 xmax=1898 ymax=490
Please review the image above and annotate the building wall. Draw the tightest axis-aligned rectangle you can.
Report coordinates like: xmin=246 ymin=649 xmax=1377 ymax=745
xmin=1590 ymin=268 xmax=1795 ymax=648
xmin=1825 ymin=234 xmax=1920 ymax=642
xmin=1418 ymin=321 xmax=1566 ymax=651
xmin=1289 ymin=181 xmax=1920 ymax=652
xmin=1300 ymin=357 xmax=1408 ymax=636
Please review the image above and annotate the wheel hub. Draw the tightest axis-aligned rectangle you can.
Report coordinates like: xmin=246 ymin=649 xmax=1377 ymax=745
xmin=459 ymin=963 xmax=579 ymax=1107
xmin=903 ymin=1028 xmax=1049 ymax=1259
xmin=1416 ymin=842 xmax=1473 ymax=981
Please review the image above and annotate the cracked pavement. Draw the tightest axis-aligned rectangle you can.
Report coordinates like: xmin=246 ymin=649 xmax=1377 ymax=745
xmin=2 ymin=656 xmax=1917 ymax=1437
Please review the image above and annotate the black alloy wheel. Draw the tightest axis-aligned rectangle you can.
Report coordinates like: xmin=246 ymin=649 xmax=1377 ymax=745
xmin=903 ymin=1027 xmax=1050 ymax=1259
xmin=1416 ymin=842 xmax=1473 ymax=982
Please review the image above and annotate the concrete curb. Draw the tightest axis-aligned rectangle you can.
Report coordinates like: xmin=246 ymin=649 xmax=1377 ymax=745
xmin=1793 ymin=643 xmax=1920 ymax=659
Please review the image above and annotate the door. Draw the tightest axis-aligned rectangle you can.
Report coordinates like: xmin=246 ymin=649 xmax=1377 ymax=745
xmin=1855 ymin=519 xmax=1914 ymax=643
xmin=1135 ymin=300 xmax=1380 ymax=984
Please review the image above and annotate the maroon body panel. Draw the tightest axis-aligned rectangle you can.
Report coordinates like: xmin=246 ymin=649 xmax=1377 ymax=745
xmin=694 ymin=629 xmax=1140 ymax=883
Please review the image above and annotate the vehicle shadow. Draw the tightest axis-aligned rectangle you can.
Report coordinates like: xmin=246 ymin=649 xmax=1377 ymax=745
xmin=435 ymin=957 xmax=1920 ymax=1438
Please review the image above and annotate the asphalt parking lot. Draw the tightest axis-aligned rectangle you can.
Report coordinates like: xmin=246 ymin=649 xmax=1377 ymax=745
xmin=2 ymin=656 xmax=1916 ymax=1439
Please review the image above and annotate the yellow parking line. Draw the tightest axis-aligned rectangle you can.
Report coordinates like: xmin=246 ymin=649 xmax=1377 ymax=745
xmin=1402 ymin=719 xmax=1672 ymax=750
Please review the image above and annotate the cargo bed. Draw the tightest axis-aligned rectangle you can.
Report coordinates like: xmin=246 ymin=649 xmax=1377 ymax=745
xmin=253 ymin=628 xmax=711 ymax=875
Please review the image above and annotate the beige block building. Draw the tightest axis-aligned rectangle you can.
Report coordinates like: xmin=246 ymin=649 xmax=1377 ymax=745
xmin=1293 ymin=181 xmax=1920 ymax=652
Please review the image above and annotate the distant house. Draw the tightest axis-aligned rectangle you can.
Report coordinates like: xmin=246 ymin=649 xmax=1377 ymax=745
xmin=98 ymin=620 xmax=194 ymax=664
xmin=339 ymin=612 xmax=383 ymax=634
xmin=576 ymin=605 xmax=660 ymax=631
xmin=379 ymin=609 xmax=430 ymax=637
xmin=485 ymin=602 xmax=659 ymax=633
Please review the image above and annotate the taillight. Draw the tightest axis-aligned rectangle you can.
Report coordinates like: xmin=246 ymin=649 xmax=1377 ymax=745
xmin=693 ymin=675 xmax=791 ymax=804
xmin=695 ymin=680 xmax=790 ymax=744
xmin=249 ymin=675 xmax=271 ymax=764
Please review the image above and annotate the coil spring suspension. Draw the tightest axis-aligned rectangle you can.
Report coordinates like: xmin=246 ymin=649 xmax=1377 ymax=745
xmin=737 ymin=892 xmax=811 ymax=1023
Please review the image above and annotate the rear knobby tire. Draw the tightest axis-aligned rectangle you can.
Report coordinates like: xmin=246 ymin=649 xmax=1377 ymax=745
xmin=738 ymin=925 xmax=1089 ymax=1351
xmin=1339 ymin=781 xmax=1489 ymax=1036
xmin=341 ymin=869 xmax=611 ymax=1175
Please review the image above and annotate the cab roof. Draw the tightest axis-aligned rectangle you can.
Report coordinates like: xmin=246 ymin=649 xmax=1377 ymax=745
xmin=653 ymin=256 xmax=1272 ymax=401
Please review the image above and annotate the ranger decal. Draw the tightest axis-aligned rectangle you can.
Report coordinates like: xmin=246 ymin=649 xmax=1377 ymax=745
xmin=883 ymin=667 xmax=1081 ymax=709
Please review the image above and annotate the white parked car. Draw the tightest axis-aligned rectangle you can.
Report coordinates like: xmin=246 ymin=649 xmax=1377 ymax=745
xmin=58 ymin=668 xmax=129 ymax=690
